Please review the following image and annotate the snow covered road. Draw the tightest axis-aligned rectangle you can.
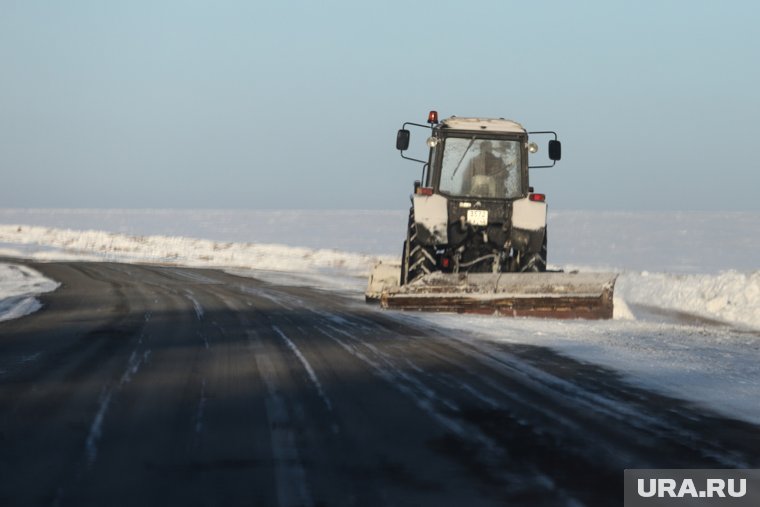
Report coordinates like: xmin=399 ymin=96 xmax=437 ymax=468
xmin=1 ymin=262 xmax=758 ymax=506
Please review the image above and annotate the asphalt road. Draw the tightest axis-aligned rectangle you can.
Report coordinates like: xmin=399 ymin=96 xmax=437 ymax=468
xmin=1 ymin=261 xmax=758 ymax=507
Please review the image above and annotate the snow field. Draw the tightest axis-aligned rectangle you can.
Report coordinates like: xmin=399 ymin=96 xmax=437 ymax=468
xmin=1 ymin=218 xmax=757 ymax=331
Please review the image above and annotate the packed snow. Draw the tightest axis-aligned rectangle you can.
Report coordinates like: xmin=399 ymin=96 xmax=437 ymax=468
xmin=0 ymin=263 xmax=59 ymax=323
xmin=0 ymin=209 xmax=758 ymax=424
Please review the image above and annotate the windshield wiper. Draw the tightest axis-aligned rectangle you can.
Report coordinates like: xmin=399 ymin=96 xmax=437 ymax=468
xmin=450 ymin=136 xmax=476 ymax=180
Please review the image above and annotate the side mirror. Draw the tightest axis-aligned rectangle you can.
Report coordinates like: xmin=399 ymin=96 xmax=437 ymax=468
xmin=548 ymin=140 xmax=561 ymax=161
xmin=396 ymin=129 xmax=410 ymax=151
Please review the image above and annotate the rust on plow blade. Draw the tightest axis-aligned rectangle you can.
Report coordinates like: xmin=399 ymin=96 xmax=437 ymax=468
xmin=380 ymin=272 xmax=618 ymax=320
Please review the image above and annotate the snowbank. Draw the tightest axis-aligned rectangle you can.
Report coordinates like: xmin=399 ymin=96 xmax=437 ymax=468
xmin=0 ymin=263 xmax=59 ymax=322
xmin=617 ymin=271 xmax=760 ymax=330
xmin=0 ymin=209 xmax=407 ymax=255
xmin=1 ymin=222 xmax=758 ymax=330
xmin=0 ymin=225 xmax=394 ymax=277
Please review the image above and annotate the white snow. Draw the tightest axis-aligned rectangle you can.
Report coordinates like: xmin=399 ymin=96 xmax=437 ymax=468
xmin=616 ymin=270 xmax=760 ymax=330
xmin=0 ymin=263 xmax=59 ymax=322
xmin=409 ymin=311 xmax=760 ymax=425
xmin=0 ymin=224 xmax=390 ymax=275
xmin=1 ymin=208 xmax=759 ymax=424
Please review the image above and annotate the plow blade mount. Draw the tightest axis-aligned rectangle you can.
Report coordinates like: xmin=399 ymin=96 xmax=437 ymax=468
xmin=380 ymin=272 xmax=618 ymax=319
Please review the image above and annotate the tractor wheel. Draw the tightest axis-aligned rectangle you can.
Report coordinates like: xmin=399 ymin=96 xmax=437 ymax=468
xmin=400 ymin=240 xmax=409 ymax=285
xmin=403 ymin=209 xmax=436 ymax=285
xmin=519 ymin=230 xmax=547 ymax=273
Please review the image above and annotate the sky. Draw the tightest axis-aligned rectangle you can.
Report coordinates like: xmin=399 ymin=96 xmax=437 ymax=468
xmin=1 ymin=1 xmax=759 ymax=211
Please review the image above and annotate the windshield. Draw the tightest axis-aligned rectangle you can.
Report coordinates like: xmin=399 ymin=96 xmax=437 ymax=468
xmin=438 ymin=137 xmax=522 ymax=199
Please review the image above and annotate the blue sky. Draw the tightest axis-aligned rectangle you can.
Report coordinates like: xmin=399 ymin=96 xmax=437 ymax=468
xmin=1 ymin=1 xmax=758 ymax=210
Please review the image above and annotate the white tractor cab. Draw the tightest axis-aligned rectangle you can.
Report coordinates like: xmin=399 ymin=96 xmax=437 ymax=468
xmin=367 ymin=110 xmax=617 ymax=320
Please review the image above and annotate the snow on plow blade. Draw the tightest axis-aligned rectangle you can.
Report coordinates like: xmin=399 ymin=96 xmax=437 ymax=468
xmin=380 ymin=272 xmax=618 ymax=320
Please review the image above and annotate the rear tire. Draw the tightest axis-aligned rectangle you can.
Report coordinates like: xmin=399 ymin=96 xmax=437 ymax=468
xmin=519 ymin=230 xmax=547 ymax=273
xmin=402 ymin=208 xmax=436 ymax=285
xmin=400 ymin=240 xmax=408 ymax=285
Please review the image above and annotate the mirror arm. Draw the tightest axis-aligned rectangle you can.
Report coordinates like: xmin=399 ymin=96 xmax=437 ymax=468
xmin=401 ymin=153 xmax=428 ymax=164
xmin=528 ymin=161 xmax=557 ymax=169
xmin=398 ymin=121 xmax=433 ymax=163
xmin=528 ymin=130 xmax=558 ymax=140
xmin=403 ymin=121 xmax=433 ymax=131
xmin=528 ymin=130 xmax=560 ymax=168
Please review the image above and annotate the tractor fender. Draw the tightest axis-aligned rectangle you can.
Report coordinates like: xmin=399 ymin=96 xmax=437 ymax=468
xmin=511 ymin=197 xmax=547 ymax=252
xmin=511 ymin=197 xmax=547 ymax=230
xmin=412 ymin=194 xmax=448 ymax=244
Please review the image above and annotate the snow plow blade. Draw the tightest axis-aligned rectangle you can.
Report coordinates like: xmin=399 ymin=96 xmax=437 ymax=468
xmin=380 ymin=272 xmax=618 ymax=320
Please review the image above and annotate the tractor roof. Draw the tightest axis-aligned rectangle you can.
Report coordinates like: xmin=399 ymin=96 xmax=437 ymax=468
xmin=440 ymin=117 xmax=526 ymax=134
